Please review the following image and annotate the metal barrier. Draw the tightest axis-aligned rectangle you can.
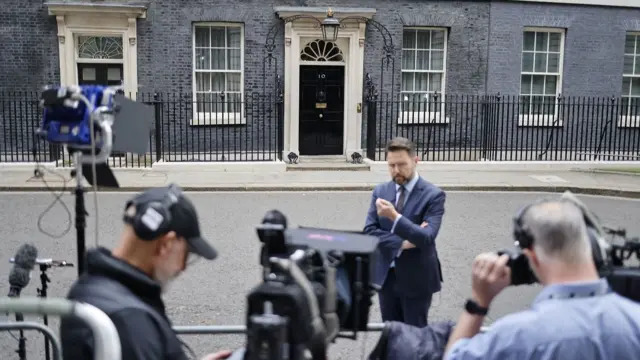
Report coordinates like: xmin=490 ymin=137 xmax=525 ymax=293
xmin=0 ymin=297 xmax=122 ymax=360
xmin=0 ymin=321 xmax=62 ymax=360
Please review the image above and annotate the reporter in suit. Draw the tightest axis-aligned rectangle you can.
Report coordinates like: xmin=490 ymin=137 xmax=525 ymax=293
xmin=364 ymin=137 xmax=446 ymax=327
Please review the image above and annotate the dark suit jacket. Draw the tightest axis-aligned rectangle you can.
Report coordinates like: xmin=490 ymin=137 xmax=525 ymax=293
xmin=364 ymin=177 xmax=446 ymax=297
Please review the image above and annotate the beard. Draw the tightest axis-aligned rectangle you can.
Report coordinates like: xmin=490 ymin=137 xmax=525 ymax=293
xmin=153 ymin=265 xmax=179 ymax=293
xmin=392 ymin=174 xmax=411 ymax=185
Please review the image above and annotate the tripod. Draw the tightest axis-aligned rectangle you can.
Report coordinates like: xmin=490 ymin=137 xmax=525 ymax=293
xmin=70 ymin=151 xmax=88 ymax=277
xmin=36 ymin=264 xmax=52 ymax=360
xmin=14 ymin=312 xmax=26 ymax=360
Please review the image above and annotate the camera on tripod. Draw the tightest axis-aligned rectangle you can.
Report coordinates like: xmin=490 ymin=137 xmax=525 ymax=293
xmin=227 ymin=212 xmax=379 ymax=360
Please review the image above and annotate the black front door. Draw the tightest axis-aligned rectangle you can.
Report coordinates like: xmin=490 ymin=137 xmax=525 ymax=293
xmin=299 ymin=65 xmax=345 ymax=155
xmin=77 ymin=63 xmax=123 ymax=86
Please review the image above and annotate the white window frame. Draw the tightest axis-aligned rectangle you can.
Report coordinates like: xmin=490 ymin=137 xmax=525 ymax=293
xmin=518 ymin=27 xmax=565 ymax=127
xmin=191 ymin=22 xmax=245 ymax=126
xmin=619 ymin=31 xmax=640 ymax=128
xmin=398 ymin=27 xmax=449 ymax=125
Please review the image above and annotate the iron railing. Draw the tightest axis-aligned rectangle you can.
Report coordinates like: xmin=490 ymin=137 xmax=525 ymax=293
xmin=0 ymin=91 xmax=284 ymax=167
xmin=1 ymin=92 xmax=639 ymax=166
xmin=365 ymin=94 xmax=640 ymax=161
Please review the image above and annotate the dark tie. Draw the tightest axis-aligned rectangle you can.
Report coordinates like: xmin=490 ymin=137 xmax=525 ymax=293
xmin=396 ymin=185 xmax=406 ymax=213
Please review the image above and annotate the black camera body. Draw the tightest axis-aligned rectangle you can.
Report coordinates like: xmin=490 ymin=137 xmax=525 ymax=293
xmin=228 ymin=218 xmax=379 ymax=360
xmin=498 ymin=191 xmax=640 ymax=303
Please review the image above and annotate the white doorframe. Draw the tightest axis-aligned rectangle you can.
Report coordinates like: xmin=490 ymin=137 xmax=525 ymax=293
xmin=47 ymin=3 xmax=147 ymax=99
xmin=277 ymin=8 xmax=375 ymax=161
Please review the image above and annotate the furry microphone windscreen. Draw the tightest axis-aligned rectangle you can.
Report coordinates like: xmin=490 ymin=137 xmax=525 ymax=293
xmin=13 ymin=244 xmax=38 ymax=270
xmin=8 ymin=267 xmax=31 ymax=289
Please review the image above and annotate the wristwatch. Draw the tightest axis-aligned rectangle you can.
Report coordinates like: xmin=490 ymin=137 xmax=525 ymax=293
xmin=464 ymin=299 xmax=489 ymax=316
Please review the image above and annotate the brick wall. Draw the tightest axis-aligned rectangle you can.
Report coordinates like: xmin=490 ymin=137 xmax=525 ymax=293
xmin=0 ymin=1 xmax=638 ymax=160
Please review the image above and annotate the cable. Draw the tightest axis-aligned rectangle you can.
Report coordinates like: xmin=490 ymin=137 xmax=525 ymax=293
xmin=32 ymin=150 xmax=73 ymax=239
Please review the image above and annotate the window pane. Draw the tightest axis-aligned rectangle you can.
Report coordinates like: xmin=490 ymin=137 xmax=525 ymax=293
xmin=547 ymin=53 xmax=559 ymax=73
xmin=623 ymin=55 xmax=634 ymax=74
xmin=227 ymin=27 xmax=241 ymax=48
xmin=630 ymin=98 xmax=640 ymax=116
xmin=632 ymin=78 xmax=640 ymax=96
xmin=431 ymin=50 xmax=444 ymax=70
xmin=211 ymin=27 xmax=225 ymax=47
xmin=195 ymin=27 xmax=210 ymax=47
xmin=402 ymin=50 xmax=415 ymax=70
xmin=227 ymin=73 xmax=241 ymax=92
xmin=625 ymin=34 xmax=636 ymax=54
xmin=401 ymin=72 xmax=414 ymax=91
xmin=416 ymin=50 xmax=429 ymax=70
xmin=431 ymin=30 xmax=445 ymax=50
xmin=549 ymin=33 xmax=561 ymax=52
xmin=211 ymin=49 xmax=225 ymax=69
xmin=535 ymin=32 xmax=548 ymax=51
xmin=522 ymin=52 xmax=534 ymax=72
xmin=534 ymin=53 xmax=546 ymax=72
xmin=635 ymin=55 xmax=640 ymax=75
xmin=195 ymin=72 xmax=210 ymax=91
xmin=212 ymin=73 xmax=225 ymax=92
xmin=403 ymin=30 xmax=416 ymax=49
xmin=226 ymin=93 xmax=241 ymax=113
xmin=196 ymin=93 xmax=211 ymax=113
xmin=429 ymin=73 xmax=442 ymax=92
xmin=416 ymin=30 xmax=431 ymax=49
xmin=227 ymin=49 xmax=241 ymax=70
xmin=521 ymin=75 xmax=532 ymax=94
xmin=519 ymin=95 xmax=531 ymax=114
xmin=195 ymin=49 xmax=210 ymax=70
xmin=415 ymin=73 xmax=429 ymax=92
xmin=531 ymin=96 xmax=555 ymax=115
xmin=544 ymin=76 xmax=557 ymax=95
xmin=623 ymin=77 xmax=631 ymax=95
xmin=523 ymin=32 xmax=535 ymax=51
xmin=532 ymin=75 xmax=545 ymax=94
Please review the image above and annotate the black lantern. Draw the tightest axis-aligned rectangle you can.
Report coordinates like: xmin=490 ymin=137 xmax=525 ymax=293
xmin=321 ymin=8 xmax=340 ymax=42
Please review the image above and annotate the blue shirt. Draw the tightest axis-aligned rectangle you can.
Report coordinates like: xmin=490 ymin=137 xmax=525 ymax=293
xmin=389 ymin=174 xmax=420 ymax=267
xmin=446 ymin=279 xmax=640 ymax=360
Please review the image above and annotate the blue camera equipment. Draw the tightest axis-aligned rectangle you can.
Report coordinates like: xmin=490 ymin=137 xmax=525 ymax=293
xmin=35 ymin=85 xmax=154 ymax=278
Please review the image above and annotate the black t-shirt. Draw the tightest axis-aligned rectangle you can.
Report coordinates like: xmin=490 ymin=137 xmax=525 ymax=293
xmin=60 ymin=248 xmax=188 ymax=360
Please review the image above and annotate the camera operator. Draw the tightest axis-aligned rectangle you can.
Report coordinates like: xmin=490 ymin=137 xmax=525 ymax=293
xmin=60 ymin=184 xmax=231 ymax=360
xmin=444 ymin=200 xmax=640 ymax=360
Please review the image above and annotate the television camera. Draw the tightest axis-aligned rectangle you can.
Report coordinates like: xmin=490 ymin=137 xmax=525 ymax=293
xmin=226 ymin=211 xmax=379 ymax=360
xmin=499 ymin=191 xmax=640 ymax=302
xmin=34 ymin=85 xmax=154 ymax=276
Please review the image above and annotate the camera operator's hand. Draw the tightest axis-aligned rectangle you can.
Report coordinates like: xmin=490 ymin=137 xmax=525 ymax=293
xmin=471 ymin=253 xmax=511 ymax=307
xmin=201 ymin=350 xmax=232 ymax=360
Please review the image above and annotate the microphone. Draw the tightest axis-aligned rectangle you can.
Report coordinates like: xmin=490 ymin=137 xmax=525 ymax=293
xmin=9 ymin=258 xmax=74 ymax=268
xmin=8 ymin=244 xmax=38 ymax=298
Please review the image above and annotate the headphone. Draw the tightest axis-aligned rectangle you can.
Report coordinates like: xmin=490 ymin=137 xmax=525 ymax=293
xmin=123 ymin=184 xmax=183 ymax=241
xmin=512 ymin=196 xmax=606 ymax=270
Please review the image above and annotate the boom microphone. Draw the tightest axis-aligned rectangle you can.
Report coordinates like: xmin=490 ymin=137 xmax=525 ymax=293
xmin=8 ymin=244 xmax=38 ymax=297
xmin=8 ymin=269 xmax=32 ymax=298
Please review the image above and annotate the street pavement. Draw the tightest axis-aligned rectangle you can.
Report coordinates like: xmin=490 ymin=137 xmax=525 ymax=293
xmin=0 ymin=191 xmax=639 ymax=360
xmin=2 ymin=166 xmax=640 ymax=197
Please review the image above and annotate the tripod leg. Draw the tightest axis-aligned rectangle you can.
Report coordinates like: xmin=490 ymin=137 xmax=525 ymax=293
xmin=74 ymin=152 xmax=87 ymax=277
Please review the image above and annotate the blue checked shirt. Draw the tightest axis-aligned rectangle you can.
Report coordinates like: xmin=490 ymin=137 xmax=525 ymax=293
xmin=446 ymin=279 xmax=640 ymax=360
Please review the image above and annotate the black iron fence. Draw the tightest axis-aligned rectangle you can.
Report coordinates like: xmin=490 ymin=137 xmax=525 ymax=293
xmin=0 ymin=91 xmax=284 ymax=167
xmin=365 ymin=94 xmax=640 ymax=161
xmin=2 ymin=92 xmax=639 ymax=166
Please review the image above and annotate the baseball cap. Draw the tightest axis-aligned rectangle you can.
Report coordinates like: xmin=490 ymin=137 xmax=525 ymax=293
xmin=124 ymin=185 xmax=218 ymax=260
